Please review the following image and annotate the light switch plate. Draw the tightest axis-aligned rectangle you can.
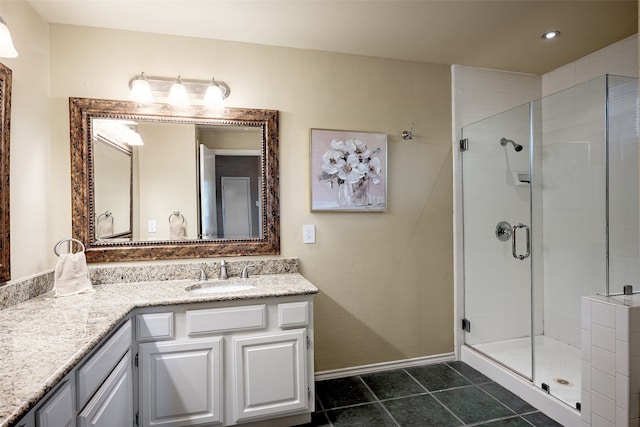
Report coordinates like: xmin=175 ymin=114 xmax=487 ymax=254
xmin=148 ymin=220 xmax=157 ymax=233
xmin=303 ymin=224 xmax=316 ymax=244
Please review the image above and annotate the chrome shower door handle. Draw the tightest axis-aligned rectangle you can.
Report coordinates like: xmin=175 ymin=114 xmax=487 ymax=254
xmin=511 ymin=223 xmax=531 ymax=260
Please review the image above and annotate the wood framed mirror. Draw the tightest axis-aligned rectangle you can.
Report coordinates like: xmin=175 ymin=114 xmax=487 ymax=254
xmin=0 ymin=63 xmax=11 ymax=282
xmin=69 ymin=98 xmax=279 ymax=263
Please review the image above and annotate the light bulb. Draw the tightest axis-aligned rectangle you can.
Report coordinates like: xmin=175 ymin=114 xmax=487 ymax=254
xmin=167 ymin=76 xmax=189 ymax=107
xmin=129 ymin=73 xmax=153 ymax=104
xmin=542 ymin=31 xmax=560 ymax=40
xmin=203 ymin=80 xmax=225 ymax=114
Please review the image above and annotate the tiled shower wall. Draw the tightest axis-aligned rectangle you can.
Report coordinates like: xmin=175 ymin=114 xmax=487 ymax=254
xmin=459 ymin=102 xmax=536 ymax=345
xmin=453 ymin=34 xmax=639 ymax=353
xmin=608 ymin=76 xmax=640 ymax=296
xmin=539 ymin=78 xmax=608 ymax=347
xmin=542 ymin=35 xmax=638 ymax=96
xmin=540 ymin=36 xmax=639 ymax=347
xmin=452 ymin=65 xmax=542 ymax=350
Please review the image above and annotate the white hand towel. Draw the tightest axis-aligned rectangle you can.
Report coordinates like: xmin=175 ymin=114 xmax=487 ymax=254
xmin=54 ymin=252 xmax=93 ymax=297
xmin=97 ymin=218 xmax=114 ymax=238
xmin=170 ymin=222 xmax=187 ymax=240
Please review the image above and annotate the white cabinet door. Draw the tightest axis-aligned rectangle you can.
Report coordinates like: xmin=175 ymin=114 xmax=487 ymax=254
xmin=77 ymin=351 xmax=133 ymax=427
xmin=36 ymin=381 xmax=74 ymax=427
xmin=232 ymin=329 xmax=308 ymax=422
xmin=139 ymin=338 xmax=223 ymax=427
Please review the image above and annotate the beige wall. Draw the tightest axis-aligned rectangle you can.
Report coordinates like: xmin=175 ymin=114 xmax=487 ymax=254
xmin=136 ymin=122 xmax=198 ymax=240
xmin=4 ymin=17 xmax=454 ymax=370
xmin=3 ymin=1 xmax=51 ymax=278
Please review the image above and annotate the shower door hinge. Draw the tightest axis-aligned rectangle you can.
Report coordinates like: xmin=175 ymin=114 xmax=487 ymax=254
xmin=459 ymin=138 xmax=469 ymax=152
xmin=461 ymin=318 xmax=471 ymax=332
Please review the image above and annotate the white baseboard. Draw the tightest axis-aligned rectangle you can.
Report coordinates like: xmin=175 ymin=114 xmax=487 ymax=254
xmin=315 ymin=352 xmax=455 ymax=381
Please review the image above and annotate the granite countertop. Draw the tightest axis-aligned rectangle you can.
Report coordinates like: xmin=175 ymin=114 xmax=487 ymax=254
xmin=0 ymin=273 xmax=318 ymax=426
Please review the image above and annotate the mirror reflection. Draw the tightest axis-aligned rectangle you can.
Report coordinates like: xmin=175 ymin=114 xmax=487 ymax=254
xmin=93 ymin=119 xmax=133 ymax=240
xmin=92 ymin=118 xmax=262 ymax=242
xmin=69 ymin=98 xmax=280 ymax=263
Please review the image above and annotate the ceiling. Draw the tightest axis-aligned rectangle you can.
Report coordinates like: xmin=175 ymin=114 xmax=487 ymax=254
xmin=27 ymin=0 xmax=638 ymax=75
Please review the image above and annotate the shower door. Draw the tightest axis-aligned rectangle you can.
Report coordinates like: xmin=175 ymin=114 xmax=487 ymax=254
xmin=461 ymin=103 xmax=534 ymax=380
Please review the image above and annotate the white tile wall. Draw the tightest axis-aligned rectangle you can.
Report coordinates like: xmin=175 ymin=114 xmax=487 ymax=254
xmin=583 ymin=296 xmax=640 ymax=426
xmin=454 ymin=35 xmax=639 ymax=355
xmin=453 ymin=33 xmax=639 ymax=421
xmin=543 ymin=35 xmax=638 ymax=97
xmin=539 ymin=76 xmax=608 ymax=347
xmin=539 ymin=35 xmax=638 ymax=348
xmin=606 ymin=76 xmax=640 ymax=295
xmin=452 ymin=65 xmax=542 ymax=350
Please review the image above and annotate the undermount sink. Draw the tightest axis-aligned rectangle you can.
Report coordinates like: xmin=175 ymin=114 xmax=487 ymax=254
xmin=185 ymin=281 xmax=255 ymax=294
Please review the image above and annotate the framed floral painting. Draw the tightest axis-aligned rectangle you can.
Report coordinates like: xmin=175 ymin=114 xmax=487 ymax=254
xmin=310 ymin=129 xmax=387 ymax=212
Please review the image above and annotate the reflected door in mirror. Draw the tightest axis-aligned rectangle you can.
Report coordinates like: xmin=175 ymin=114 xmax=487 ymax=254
xmin=199 ymin=148 xmax=261 ymax=239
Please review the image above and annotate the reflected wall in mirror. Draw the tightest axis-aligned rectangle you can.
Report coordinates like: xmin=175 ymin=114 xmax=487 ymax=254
xmin=0 ymin=63 xmax=11 ymax=282
xmin=70 ymin=98 xmax=280 ymax=263
xmin=93 ymin=119 xmax=133 ymax=240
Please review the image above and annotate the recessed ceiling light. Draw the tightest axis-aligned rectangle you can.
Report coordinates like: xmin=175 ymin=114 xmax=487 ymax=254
xmin=542 ymin=31 xmax=560 ymax=40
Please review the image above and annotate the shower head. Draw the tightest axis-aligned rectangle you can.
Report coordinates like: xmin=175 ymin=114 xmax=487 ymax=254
xmin=500 ymin=138 xmax=523 ymax=152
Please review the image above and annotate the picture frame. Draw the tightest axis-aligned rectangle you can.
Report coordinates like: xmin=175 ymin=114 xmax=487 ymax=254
xmin=310 ymin=128 xmax=387 ymax=212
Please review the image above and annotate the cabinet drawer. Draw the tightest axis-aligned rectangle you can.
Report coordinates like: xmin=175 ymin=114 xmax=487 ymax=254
xmin=136 ymin=312 xmax=174 ymax=341
xmin=186 ymin=305 xmax=266 ymax=335
xmin=77 ymin=320 xmax=132 ymax=408
xmin=36 ymin=381 xmax=73 ymax=427
xmin=278 ymin=302 xmax=309 ymax=328
xmin=78 ymin=351 xmax=133 ymax=427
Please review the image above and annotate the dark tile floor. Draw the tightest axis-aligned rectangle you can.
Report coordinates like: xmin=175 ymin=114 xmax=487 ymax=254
xmin=297 ymin=361 xmax=563 ymax=426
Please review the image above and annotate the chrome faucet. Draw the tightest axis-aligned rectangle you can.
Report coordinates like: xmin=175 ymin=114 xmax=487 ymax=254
xmin=190 ymin=266 xmax=207 ymax=281
xmin=241 ymin=264 xmax=256 ymax=279
xmin=219 ymin=260 xmax=229 ymax=280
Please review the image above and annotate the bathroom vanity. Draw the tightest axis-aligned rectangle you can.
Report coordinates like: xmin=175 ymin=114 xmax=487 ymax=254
xmin=0 ymin=270 xmax=317 ymax=427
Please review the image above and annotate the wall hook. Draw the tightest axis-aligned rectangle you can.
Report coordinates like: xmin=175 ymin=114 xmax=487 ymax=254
xmin=402 ymin=123 xmax=415 ymax=140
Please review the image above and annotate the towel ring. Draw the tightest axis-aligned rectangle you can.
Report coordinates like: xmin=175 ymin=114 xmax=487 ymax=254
xmin=169 ymin=211 xmax=185 ymax=224
xmin=54 ymin=238 xmax=86 ymax=257
xmin=97 ymin=210 xmax=114 ymax=224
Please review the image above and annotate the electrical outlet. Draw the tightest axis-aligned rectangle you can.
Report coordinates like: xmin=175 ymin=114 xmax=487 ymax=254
xmin=303 ymin=224 xmax=316 ymax=244
xmin=148 ymin=220 xmax=157 ymax=233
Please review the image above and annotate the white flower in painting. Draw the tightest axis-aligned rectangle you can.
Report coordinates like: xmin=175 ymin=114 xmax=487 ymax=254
xmin=321 ymin=150 xmax=346 ymax=175
xmin=353 ymin=139 xmax=370 ymax=158
xmin=367 ymin=157 xmax=382 ymax=184
xmin=317 ymin=136 xmax=383 ymax=189
xmin=343 ymin=139 xmax=356 ymax=154
xmin=330 ymin=139 xmax=345 ymax=152
xmin=338 ymin=154 xmax=365 ymax=183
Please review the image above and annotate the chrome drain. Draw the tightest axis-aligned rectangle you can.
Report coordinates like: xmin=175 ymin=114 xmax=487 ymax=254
xmin=552 ymin=377 xmax=573 ymax=387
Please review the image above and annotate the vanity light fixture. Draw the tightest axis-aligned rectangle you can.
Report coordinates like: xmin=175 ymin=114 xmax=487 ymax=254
xmin=128 ymin=72 xmax=153 ymax=104
xmin=542 ymin=30 xmax=560 ymax=40
xmin=0 ymin=17 xmax=18 ymax=58
xmin=128 ymin=72 xmax=230 ymax=110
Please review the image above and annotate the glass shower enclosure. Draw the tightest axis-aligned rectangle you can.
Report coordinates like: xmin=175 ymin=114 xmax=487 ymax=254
xmin=461 ymin=75 xmax=639 ymax=408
